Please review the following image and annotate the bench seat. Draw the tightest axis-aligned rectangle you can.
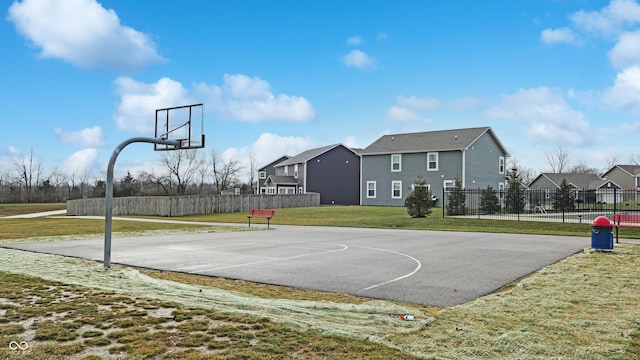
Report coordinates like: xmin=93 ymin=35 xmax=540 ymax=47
xmin=611 ymin=214 xmax=640 ymax=242
xmin=247 ymin=209 xmax=276 ymax=228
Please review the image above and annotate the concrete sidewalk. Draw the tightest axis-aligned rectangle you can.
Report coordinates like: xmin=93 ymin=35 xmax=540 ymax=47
xmin=2 ymin=209 xmax=67 ymax=218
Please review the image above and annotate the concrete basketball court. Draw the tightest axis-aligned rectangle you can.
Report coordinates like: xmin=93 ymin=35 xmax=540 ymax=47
xmin=5 ymin=223 xmax=589 ymax=307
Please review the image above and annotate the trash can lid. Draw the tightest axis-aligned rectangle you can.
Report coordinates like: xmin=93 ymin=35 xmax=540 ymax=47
xmin=592 ymin=216 xmax=611 ymax=227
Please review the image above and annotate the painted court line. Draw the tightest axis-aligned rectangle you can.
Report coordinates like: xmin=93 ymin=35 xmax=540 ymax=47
xmin=184 ymin=244 xmax=349 ymax=273
xmin=355 ymin=245 xmax=423 ymax=292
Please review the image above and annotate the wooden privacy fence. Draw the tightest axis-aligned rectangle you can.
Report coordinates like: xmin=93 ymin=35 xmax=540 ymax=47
xmin=67 ymin=193 xmax=320 ymax=217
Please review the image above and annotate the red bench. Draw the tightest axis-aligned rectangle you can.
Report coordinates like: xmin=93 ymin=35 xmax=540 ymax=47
xmin=247 ymin=209 xmax=276 ymax=228
xmin=611 ymin=214 xmax=640 ymax=242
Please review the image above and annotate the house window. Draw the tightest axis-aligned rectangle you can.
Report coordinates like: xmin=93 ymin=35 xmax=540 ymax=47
xmin=411 ymin=183 xmax=430 ymax=191
xmin=294 ymin=164 xmax=299 ymax=178
xmin=265 ymin=187 xmax=276 ymax=195
xmin=278 ymin=187 xmax=295 ymax=194
xmin=367 ymin=181 xmax=376 ymax=198
xmin=391 ymin=154 xmax=401 ymax=172
xmin=499 ymin=156 xmax=505 ymax=174
xmin=259 ymin=171 xmax=266 ymax=179
xmin=427 ymin=152 xmax=438 ymax=171
xmin=443 ymin=180 xmax=455 ymax=192
xmin=284 ymin=165 xmax=289 ymax=176
xmin=392 ymin=181 xmax=402 ymax=199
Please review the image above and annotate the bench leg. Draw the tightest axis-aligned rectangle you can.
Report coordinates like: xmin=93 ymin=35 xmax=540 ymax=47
xmin=267 ymin=218 xmax=270 ymax=229
xmin=248 ymin=217 xmax=251 ymax=228
xmin=616 ymin=226 xmax=618 ymax=243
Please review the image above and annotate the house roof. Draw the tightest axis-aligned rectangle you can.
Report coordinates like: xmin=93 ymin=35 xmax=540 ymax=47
xmin=603 ymin=164 xmax=640 ymax=177
xmin=265 ymin=175 xmax=298 ymax=186
xmin=359 ymin=126 xmax=509 ymax=156
xmin=258 ymin=155 xmax=291 ymax=171
xmin=530 ymin=173 xmax=604 ymax=189
xmin=277 ymin=144 xmax=357 ymax=167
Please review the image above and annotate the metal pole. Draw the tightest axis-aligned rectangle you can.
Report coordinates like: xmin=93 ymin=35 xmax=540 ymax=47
xmin=104 ymin=137 xmax=179 ymax=267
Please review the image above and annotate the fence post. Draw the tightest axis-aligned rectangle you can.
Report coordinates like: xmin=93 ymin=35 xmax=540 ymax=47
xmin=613 ymin=187 xmax=617 ymax=216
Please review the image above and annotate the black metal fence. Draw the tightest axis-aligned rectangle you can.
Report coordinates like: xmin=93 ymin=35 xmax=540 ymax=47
xmin=442 ymin=188 xmax=639 ymax=223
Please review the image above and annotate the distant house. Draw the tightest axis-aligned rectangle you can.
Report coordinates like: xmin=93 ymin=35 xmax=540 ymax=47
xmin=528 ymin=172 xmax=608 ymax=206
xmin=257 ymin=155 xmax=290 ymax=194
xmin=601 ymin=164 xmax=640 ymax=202
xmin=266 ymin=144 xmax=361 ymax=205
xmin=359 ymin=126 xmax=509 ymax=207
xmin=601 ymin=165 xmax=640 ymax=189
xmin=528 ymin=173 xmax=604 ymax=190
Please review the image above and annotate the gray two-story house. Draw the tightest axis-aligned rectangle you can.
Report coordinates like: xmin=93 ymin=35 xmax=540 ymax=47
xmin=359 ymin=126 xmax=509 ymax=206
xmin=257 ymin=155 xmax=290 ymax=194
xmin=265 ymin=144 xmax=361 ymax=205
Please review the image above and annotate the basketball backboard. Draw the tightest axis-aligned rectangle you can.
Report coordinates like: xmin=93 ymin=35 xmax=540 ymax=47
xmin=154 ymin=103 xmax=205 ymax=151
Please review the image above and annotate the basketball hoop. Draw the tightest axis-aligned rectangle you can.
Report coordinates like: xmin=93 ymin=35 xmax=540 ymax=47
xmin=154 ymin=104 xmax=205 ymax=151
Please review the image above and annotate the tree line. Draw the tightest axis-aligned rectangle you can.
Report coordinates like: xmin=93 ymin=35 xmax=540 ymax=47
xmin=0 ymin=148 xmax=255 ymax=203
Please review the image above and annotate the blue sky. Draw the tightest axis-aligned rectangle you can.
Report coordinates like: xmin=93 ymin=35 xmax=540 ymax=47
xmin=2 ymin=0 xmax=640 ymax=182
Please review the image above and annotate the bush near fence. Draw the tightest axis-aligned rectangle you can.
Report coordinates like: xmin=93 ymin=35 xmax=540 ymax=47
xmin=67 ymin=193 xmax=320 ymax=217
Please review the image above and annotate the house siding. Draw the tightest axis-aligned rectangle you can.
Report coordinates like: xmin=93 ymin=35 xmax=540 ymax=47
xmin=464 ymin=131 xmax=507 ymax=190
xmin=257 ymin=156 xmax=289 ymax=194
xmin=604 ymin=168 xmax=635 ymax=188
xmin=529 ymin=177 xmax=557 ymax=190
xmin=361 ymin=151 xmax=463 ymax=207
xmin=360 ymin=130 xmax=507 ymax=207
xmin=306 ymin=145 xmax=360 ymax=205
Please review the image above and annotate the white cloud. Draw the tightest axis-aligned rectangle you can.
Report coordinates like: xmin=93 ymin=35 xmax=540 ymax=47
xmin=222 ymin=133 xmax=315 ymax=180
xmin=376 ymin=32 xmax=389 ymax=41
xmin=7 ymin=0 xmax=164 ymax=72
xmin=343 ymin=136 xmax=360 ymax=149
xmin=570 ymin=0 xmax=640 ymax=37
xmin=252 ymin=133 xmax=314 ymax=162
xmin=194 ymin=74 xmax=316 ymax=122
xmin=385 ymin=95 xmax=441 ymax=122
xmin=608 ymin=29 xmax=640 ymax=69
xmin=346 ymin=36 xmax=363 ymax=45
xmin=54 ymin=126 xmax=104 ymax=147
xmin=113 ymin=76 xmax=192 ymax=134
xmin=603 ymin=66 xmax=640 ymax=108
xmin=343 ymin=50 xmax=374 ymax=70
xmin=397 ymin=95 xmax=442 ymax=110
xmin=63 ymin=148 xmax=99 ymax=175
xmin=386 ymin=106 xmax=421 ymax=122
xmin=486 ymin=87 xmax=592 ymax=145
xmin=540 ymin=28 xmax=580 ymax=45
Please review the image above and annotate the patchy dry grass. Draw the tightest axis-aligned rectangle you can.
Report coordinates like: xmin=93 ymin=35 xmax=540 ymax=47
xmin=0 ymin=269 xmax=420 ymax=359
xmin=0 ymin=243 xmax=639 ymax=359
xmin=0 ymin=203 xmax=66 ymax=217
xmin=1 ymin=204 xmax=639 ymax=358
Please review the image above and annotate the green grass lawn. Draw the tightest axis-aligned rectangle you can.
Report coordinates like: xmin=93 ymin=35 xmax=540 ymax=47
xmin=0 ymin=203 xmax=639 ymax=359
xmin=183 ymin=205 xmax=640 ymax=238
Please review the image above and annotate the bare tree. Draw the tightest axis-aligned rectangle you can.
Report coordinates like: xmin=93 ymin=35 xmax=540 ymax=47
xmin=569 ymin=162 xmax=599 ymax=174
xmin=248 ymin=151 xmax=257 ymax=194
xmin=158 ymin=149 xmax=205 ymax=194
xmin=545 ymin=146 xmax=571 ymax=173
xmin=506 ymin=157 xmax=535 ymax=187
xmin=10 ymin=148 xmax=43 ymax=202
xmin=605 ymin=154 xmax=620 ymax=169
xmin=210 ymin=148 xmax=244 ymax=193
xmin=48 ymin=167 xmax=69 ymax=202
